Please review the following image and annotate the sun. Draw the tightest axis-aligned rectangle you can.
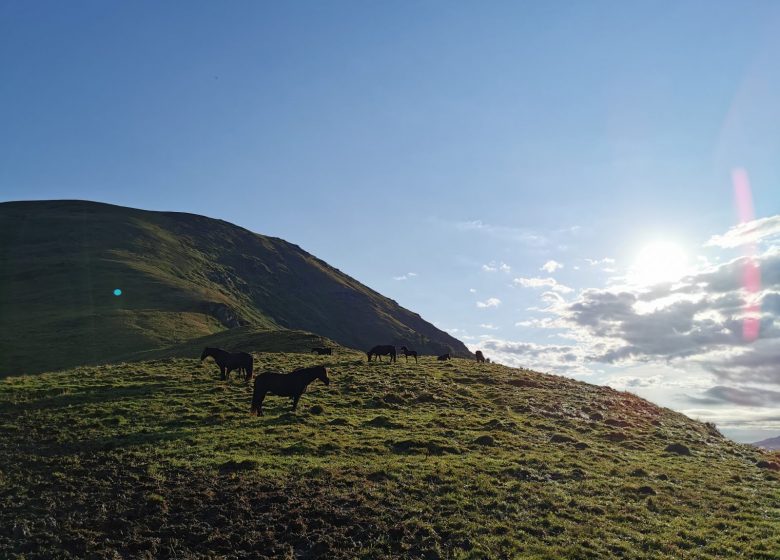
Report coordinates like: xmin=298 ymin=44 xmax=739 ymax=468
xmin=630 ymin=240 xmax=688 ymax=286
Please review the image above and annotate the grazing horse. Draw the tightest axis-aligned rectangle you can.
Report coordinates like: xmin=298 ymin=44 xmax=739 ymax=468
xmin=475 ymin=350 xmax=486 ymax=363
xmin=200 ymin=347 xmax=253 ymax=381
xmin=250 ymin=365 xmax=330 ymax=416
xmin=311 ymin=347 xmax=333 ymax=355
xmin=400 ymin=346 xmax=418 ymax=364
xmin=367 ymin=345 xmax=397 ymax=363
xmin=437 ymin=353 xmax=451 ymax=361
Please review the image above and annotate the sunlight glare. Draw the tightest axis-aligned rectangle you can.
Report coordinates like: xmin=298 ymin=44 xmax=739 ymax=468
xmin=630 ymin=241 xmax=688 ymax=286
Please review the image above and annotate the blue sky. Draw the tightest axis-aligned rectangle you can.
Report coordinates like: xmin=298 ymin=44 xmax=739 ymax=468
xmin=2 ymin=1 xmax=780 ymax=441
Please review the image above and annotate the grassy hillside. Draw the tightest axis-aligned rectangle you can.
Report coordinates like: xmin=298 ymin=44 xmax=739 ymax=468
xmin=2 ymin=355 xmax=778 ymax=559
xmin=0 ymin=200 xmax=469 ymax=375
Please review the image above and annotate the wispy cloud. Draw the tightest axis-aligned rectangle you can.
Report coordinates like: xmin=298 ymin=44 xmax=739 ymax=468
xmin=541 ymin=260 xmax=563 ymax=273
xmin=480 ymin=323 xmax=499 ymax=330
xmin=482 ymin=261 xmax=511 ymax=273
xmin=513 ymin=276 xmax=573 ymax=294
xmin=452 ymin=219 xmax=548 ymax=246
xmin=706 ymin=215 xmax=780 ymax=248
xmin=476 ymin=297 xmax=501 ymax=308
xmin=393 ymin=272 xmax=418 ymax=281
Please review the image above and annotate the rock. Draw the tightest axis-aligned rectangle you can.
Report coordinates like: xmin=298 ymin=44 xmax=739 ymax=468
xmin=664 ymin=443 xmax=691 ymax=455
xmin=309 ymin=404 xmax=324 ymax=414
xmin=589 ymin=412 xmax=604 ymax=421
xmin=550 ymin=434 xmax=576 ymax=444
xmin=474 ymin=435 xmax=495 ymax=446
xmin=637 ymin=485 xmax=657 ymax=495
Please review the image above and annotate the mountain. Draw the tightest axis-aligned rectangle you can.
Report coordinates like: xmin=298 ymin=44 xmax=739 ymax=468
xmin=753 ymin=435 xmax=780 ymax=450
xmin=1 ymin=354 xmax=778 ymax=558
xmin=0 ymin=200 xmax=469 ymax=375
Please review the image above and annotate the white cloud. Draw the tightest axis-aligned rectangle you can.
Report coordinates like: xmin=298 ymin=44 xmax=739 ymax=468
xmin=586 ymin=257 xmax=616 ymax=265
xmin=392 ymin=272 xmax=418 ymax=281
xmin=706 ymin=215 xmax=780 ymax=248
xmin=476 ymin=297 xmax=501 ymax=308
xmin=541 ymin=260 xmax=563 ymax=273
xmin=480 ymin=323 xmax=499 ymax=330
xmin=469 ymin=288 xmax=477 ymax=293
xmin=514 ymin=276 xmax=574 ymax=294
xmin=482 ymin=261 xmax=511 ymax=273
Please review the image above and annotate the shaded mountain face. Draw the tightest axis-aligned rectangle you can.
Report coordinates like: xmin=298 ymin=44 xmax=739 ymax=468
xmin=753 ymin=436 xmax=780 ymax=450
xmin=0 ymin=200 xmax=469 ymax=375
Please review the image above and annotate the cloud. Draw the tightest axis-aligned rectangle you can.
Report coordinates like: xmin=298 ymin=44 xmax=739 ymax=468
xmin=686 ymin=385 xmax=780 ymax=407
xmin=607 ymin=375 xmax=664 ymax=389
xmin=480 ymin=323 xmax=499 ymax=330
xmin=544 ymin=248 xmax=780 ymax=384
xmin=393 ymin=272 xmax=418 ymax=281
xmin=476 ymin=297 xmax=501 ymax=308
xmin=452 ymin=219 xmax=548 ymax=246
xmin=469 ymin=288 xmax=476 ymax=293
xmin=482 ymin=261 xmax=511 ymax=273
xmin=585 ymin=257 xmax=616 ymax=266
xmin=472 ymin=337 xmax=588 ymax=373
xmin=541 ymin=260 xmax=563 ymax=273
xmin=706 ymin=214 xmax=780 ymax=248
xmin=513 ymin=276 xmax=574 ymax=294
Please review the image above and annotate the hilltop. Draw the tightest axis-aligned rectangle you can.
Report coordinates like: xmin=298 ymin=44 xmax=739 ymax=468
xmin=1 ymin=353 xmax=778 ymax=559
xmin=0 ymin=200 xmax=468 ymax=375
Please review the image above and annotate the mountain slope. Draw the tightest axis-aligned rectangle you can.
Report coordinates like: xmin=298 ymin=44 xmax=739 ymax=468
xmin=1 ymin=355 xmax=778 ymax=558
xmin=0 ymin=200 xmax=469 ymax=375
xmin=754 ymin=435 xmax=780 ymax=450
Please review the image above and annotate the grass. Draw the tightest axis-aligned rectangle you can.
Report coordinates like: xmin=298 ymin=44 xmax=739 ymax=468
xmin=0 ymin=200 xmax=469 ymax=376
xmin=1 ymin=352 xmax=779 ymax=559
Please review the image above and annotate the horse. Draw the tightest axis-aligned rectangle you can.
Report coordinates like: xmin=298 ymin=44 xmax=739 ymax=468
xmin=311 ymin=347 xmax=333 ymax=355
xmin=200 ymin=347 xmax=253 ymax=381
xmin=400 ymin=346 xmax=418 ymax=363
xmin=437 ymin=353 xmax=451 ymax=361
xmin=475 ymin=350 xmax=486 ymax=363
xmin=250 ymin=365 xmax=330 ymax=416
xmin=367 ymin=345 xmax=396 ymax=363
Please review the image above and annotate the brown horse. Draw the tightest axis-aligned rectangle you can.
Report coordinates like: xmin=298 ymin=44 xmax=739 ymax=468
xmin=250 ymin=365 xmax=330 ymax=416
xmin=367 ymin=345 xmax=396 ymax=363
xmin=400 ymin=346 xmax=418 ymax=363
xmin=201 ymin=347 xmax=253 ymax=381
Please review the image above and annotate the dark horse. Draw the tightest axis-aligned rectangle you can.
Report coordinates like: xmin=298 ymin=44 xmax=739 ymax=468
xmin=437 ymin=353 xmax=451 ymax=361
xmin=200 ymin=347 xmax=253 ymax=381
xmin=250 ymin=365 xmax=330 ymax=416
xmin=400 ymin=346 xmax=418 ymax=363
xmin=475 ymin=350 xmax=486 ymax=363
xmin=311 ymin=347 xmax=333 ymax=355
xmin=367 ymin=345 xmax=396 ymax=363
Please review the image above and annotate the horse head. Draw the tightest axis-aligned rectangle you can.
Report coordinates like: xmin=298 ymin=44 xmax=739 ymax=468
xmin=318 ymin=366 xmax=330 ymax=386
xmin=200 ymin=347 xmax=210 ymax=361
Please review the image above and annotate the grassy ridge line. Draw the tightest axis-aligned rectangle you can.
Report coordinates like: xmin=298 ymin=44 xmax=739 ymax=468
xmin=0 ymin=200 xmax=470 ymax=376
xmin=1 ymin=355 xmax=779 ymax=559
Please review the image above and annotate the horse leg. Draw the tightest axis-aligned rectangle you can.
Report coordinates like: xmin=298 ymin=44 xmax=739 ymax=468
xmin=414 ymin=355 xmax=418 ymax=364
xmin=220 ymin=365 xmax=227 ymax=380
xmin=292 ymin=393 xmax=301 ymax=411
xmin=252 ymin=391 xmax=265 ymax=416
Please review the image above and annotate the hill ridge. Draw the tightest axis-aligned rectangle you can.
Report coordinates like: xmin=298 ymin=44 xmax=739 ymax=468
xmin=0 ymin=199 xmax=469 ymax=375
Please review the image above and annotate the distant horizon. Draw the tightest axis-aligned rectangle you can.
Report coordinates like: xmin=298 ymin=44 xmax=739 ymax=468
xmin=3 ymin=2 xmax=780 ymax=443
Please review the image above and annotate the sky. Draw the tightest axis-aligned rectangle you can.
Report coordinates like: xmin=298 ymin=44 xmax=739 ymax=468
xmin=2 ymin=1 xmax=779 ymax=442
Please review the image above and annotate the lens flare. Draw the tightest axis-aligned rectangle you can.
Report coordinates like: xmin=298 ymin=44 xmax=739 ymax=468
xmin=732 ymin=168 xmax=761 ymax=342
xmin=113 ymin=288 xmax=122 ymax=296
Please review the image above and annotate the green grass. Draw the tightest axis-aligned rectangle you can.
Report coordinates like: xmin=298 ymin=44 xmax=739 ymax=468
xmin=0 ymin=200 xmax=469 ymax=376
xmin=1 ymin=354 xmax=778 ymax=559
